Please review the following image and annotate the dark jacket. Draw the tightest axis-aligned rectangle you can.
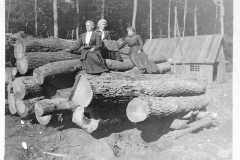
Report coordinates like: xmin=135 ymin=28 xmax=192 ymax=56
xmin=95 ymin=29 xmax=111 ymax=41
xmin=69 ymin=31 xmax=102 ymax=53
xmin=118 ymin=34 xmax=144 ymax=53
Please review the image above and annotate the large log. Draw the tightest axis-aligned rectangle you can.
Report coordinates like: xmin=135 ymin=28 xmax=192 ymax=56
xmin=125 ymin=62 xmax=171 ymax=74
xmin=126 ymin=95 xmax=209 ymax=122
xmin=33 ymin=59 xmax=134 ymax=85
xmin=12 ymin=76 xmax=45 ymax=100
xmin=25 ymin=51 xmax=82 ymax=71
xmin=33 ymin=59 xmax=82 ymax=85
xmin=7 ymin=82 xmax=17 ymax=114
xmin=15 ymin=96 xmax=45 ymax=117
xmin=147 ymin=53 xmax=168 ymax=64
xmin=23 ymin=37 xmax=78 ymax=52
xmin=86 ymin=73 xmax=207 ymax=98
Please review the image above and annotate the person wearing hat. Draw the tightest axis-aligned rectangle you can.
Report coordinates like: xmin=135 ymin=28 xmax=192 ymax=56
xmin=66 ymin=20 xmax=109 ymax=74
xmin=118 ymin=27 xmax=159 ymax=73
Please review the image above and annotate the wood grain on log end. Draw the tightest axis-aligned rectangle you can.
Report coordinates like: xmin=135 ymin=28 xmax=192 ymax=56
xmin=72 ymin=106 xmax=100 ymax=133
xmin=69 ymin=72 xmax=93 ymax=107
xmin=13 ymin=78 xmax=26 ymax=100
xmin=8 ymin=93 xmax=16 ymax=114
xmin=126 ymin=98 xmax=149 ymax=123
xmin=33 ymin=68 xmax=44 ymax=85
xmin=17 ymin=56 xmax=28 ymax=74
xmin=14 ymin=39 xmax=26 ymax=59
xmin=15 ymin=99 xmax=28 ymax=117
xmin=11 ymin=67 xmax=18 ymax=77
xmin=36 ymin=115 xmax=52 ymax=125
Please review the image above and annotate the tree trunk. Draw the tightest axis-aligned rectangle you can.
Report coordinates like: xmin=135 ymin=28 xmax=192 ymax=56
xmin=126 ymin=95 xmax=209 ymax=122
xmin=149 ymin=0 xmax=152 ymax=39
xmin=194 ymin=6 xmax=198 ymax=36
xmin=132 ymin=0 xmax=137 ymax=28
xmin=25 ymin=51 xmax=81 ymax=71
xmin=12 ymin=76 xmax=45 ymax=100
xmin=76 ymin=0 xmax=79 ymax=40
xmin=182 ymin=0 xmax=187 ymax=37
xmin=168 ymin=0 xmax=171 ymax=38
xmin=101 ymin=0 xmax=105 ymax=19
xmin=125 ymin=62 xmax=171 ymax=74
xmin=35 ymin=0 xmax=38 ymax=36
xmin=53 ymin=0 xmax=58 ymax=38
xmin=15 ymin=96 xmax=44 ymax=117
xmin=7 ymin=0 xmax=11 ymax=33
xmin=23 ymin=37 xmax=78 ymax=52
xmin=33 ymin=59 xmax=82 ymax=85
xmin=86 ymin=73 xmax=207 ymax=98
xmin=167 ymin=117 xmax=212 ymax=139
xmin=220 ymin=0 xmax=224 ymax=36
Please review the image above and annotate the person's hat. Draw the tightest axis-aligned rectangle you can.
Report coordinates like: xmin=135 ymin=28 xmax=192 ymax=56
xmin=127 ymin=27 xmax=136 ymax=33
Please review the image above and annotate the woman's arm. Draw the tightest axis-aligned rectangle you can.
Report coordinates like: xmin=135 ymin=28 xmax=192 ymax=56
xmin=118 ymin=38 xmax=127 ymax=50
xmin=68 ymin=34 xmax=83 ymax=53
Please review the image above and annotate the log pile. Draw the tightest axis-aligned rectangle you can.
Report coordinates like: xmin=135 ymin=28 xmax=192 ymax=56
xmin=5 ymin=34 xmax=213 ymax=137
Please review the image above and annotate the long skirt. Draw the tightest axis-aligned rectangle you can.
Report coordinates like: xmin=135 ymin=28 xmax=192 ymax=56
xmin=129 ymin=46 xmax=159 ymax=74
xmin=80 ymin=49 xmax=109 ymax=74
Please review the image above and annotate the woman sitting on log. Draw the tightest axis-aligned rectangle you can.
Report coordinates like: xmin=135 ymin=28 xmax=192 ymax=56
xmin=95 ymin=19 xmax=122 ymax=61
xmin=67 ymin=20 xmax=109 ymax=74
xmin=118 ymin=27 xmax=159 ymax=74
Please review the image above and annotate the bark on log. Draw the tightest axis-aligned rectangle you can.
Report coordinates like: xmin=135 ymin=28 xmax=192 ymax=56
xmin=86 ymin=73 xmax=207 ymax=98
xmin=105 ymin=59 xmax=135 ymax=71
xmin=13 ymin=76 xmax=45 ymax=100
xmin=33 ymin=59 xmax=81 ymax=85
xmin=125 ymin=62 xmax=171 ymax=74
xmin=25 ymin=51 xmax=81 ymax=71
xmin=147 ymin=53 xmax=168 ymax=64
xmin=167 ymin=117 xmax=212 ymax=139
xmin=33 ymin=59 xmax=134 ymax=85
xmin=15 ymin=96 xmax=44 ymax=117
xmin=126 ymin=95 xmax=209 ymax=122
xmin=34 ymin=98 xmax=75 ymax=117
xmin=23 ymin=37 xmax=78 ymax=52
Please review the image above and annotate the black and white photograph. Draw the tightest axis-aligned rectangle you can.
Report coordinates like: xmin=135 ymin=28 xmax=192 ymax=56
xmin=3 ymin=0 xmax=238 ymax=159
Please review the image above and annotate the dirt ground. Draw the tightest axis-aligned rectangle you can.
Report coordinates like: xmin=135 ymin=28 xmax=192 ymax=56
xmin=4 ymin=73 xmax=232 ymax=160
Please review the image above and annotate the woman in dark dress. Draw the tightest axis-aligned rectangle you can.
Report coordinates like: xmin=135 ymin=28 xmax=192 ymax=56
xmin=95 ymin=19 xmax=121 ymax=61
xmin=67 ymin=20 xmax=109 ymax=74
xmin=118 ymin=27 xmax=159 ymax=73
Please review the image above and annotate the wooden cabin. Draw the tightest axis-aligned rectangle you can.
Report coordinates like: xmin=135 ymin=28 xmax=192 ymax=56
xmin=143 ymin=34 xmax=227 ymax=83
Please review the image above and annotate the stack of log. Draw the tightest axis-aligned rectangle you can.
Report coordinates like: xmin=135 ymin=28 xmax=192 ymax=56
xmin=5 ymin=35 xmax=213 ymax=136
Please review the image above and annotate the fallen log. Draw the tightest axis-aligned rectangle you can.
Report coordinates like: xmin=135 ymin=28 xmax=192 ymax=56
xmin=33 ymin=59 xmax=134 ymax=85
xmin=125 ymin=62 xmax=171 ymax=74
xmin=126 ymin=95 xmax=209 ymax=122
xmin=25 ymin=51 xmax=82 ymax=71
xmin=147 ymin=53 xmax=168 ymax=64
xmin=86 ymin=73 xmax=207 ymax=98
xmin=15 ymin=96 xmax=45 ymax=117
xmin=167 ymin=117 xmax=212 ymax=139
xmin=12 ymin=76 xmax=45 ymax=100
xmin=105 ymin=59 xmax=135 ymax=71
xmin=33 ymin=59 xmax=82 ymax=85
xmin=23 ymin=37 xmax=78 ymax=52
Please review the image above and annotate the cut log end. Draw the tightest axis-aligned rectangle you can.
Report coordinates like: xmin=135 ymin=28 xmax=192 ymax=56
xmin=15 ymin=99 xmax=28 ymax=117
xmin=72 ymin=106 xmax=100 ymax=133
xmin=13 ymin=78 xmax=26 ymax=100
xmin=126 ymin=98 xmax=149 ymax=123
xmin=8 ymin=93 xmax=17 ymax=114
xmin=17 ymin=57 xmax=28 ymax=74
xmin=33 ymin=69 xmax=44 ymax=85
xmin=36 ymin=115 xmax=52 ymax=125
xmin=11 ymin=67 xmax=18 ymax=77
xmin=34 ymin=102 xmax=44 ymax=117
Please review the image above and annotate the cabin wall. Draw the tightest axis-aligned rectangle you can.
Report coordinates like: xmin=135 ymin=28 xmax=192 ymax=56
xmin=216 ymin=62 xmax=226 ymax=82
xmin=171 ymin=64 xmax=213 ymax=83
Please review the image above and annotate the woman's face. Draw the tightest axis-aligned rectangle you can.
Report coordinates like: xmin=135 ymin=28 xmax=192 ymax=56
xmin=128 ymin=30 xmax=135 ymax=36
xmin=99 ymin=22 xmax=107 ymax=30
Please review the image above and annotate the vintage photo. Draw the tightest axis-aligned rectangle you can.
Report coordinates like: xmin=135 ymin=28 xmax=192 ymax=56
xmin=5 ymin=0 xmax=233 ymax=159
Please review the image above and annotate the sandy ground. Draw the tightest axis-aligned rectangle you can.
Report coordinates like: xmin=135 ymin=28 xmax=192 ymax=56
xmin=4 ymin=74 xmax=232 ymax=160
